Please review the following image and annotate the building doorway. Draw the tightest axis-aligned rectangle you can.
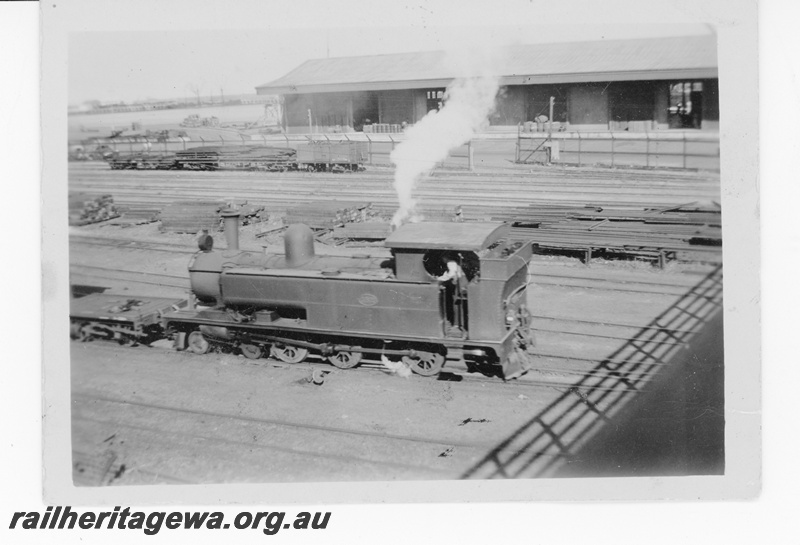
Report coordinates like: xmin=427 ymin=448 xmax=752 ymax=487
xmin=352 ymin=92 xmax=378 ymax=132
xmin=426 ymin=89 xmax=446 ymax=114
xmin=669 ymin=82 xmax=704 ymax=129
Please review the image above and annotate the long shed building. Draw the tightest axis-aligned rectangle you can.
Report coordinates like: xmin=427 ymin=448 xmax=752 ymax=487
xmin=256 ymin=35 xmax=718 ymax=134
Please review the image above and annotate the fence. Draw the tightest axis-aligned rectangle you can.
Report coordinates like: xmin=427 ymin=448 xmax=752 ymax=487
xmin=517 ymin=131 xmax=720 ymax=171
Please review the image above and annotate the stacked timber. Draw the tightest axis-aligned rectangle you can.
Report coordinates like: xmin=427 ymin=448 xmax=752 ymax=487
xmin=69 ymin=193 xmax=119 ymax=226
xmin=284 ymin=201 xmax=374 ymax=229
xmin=159 ymin=200 xmax=225 ymax=233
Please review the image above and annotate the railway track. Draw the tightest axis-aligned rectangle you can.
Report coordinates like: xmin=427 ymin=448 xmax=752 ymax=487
xmin=72 ymin=391 xmax=469 ymax=483
xmin=70 ymin=234 xmax=199 ymax=255
xmin=68 ymin=250 xmax=719 ymax=390
xmin=72 ymin=300 xmax=720 ymax=483
xmin=69 ymin=264 xmax=189 ymax=289
xmin=68 ymin=161 xmax=724 ymax=482
xmin=69 ymin=240 xmax=708 ymax=294
xmin=69 ymin=231 xmax=714 ymax=297
xmin=69 ymin=161 xmax=721 ymax=266
xmin=69 ymin=163 xmax=720 ymax=210
xmin=71 ymin=336 xmax=661 ymax=485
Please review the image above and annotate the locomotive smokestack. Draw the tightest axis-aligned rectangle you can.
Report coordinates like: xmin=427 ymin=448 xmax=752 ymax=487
xmin=284 ymin=223 xmax=315 ymax=267
xmin=221 ymin=210 xmax=241 ymax=251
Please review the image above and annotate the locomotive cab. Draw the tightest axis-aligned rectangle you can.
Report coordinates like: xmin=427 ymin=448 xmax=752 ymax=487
xmin=385 ymin=222 xmax=530 ymax=342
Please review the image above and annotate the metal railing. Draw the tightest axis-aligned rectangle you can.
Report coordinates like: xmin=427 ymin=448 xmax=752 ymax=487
xmin=517 ymin=131 xmax=720 ymax=171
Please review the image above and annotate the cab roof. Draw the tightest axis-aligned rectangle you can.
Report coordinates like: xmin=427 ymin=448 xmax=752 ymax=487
xmin=384 ymin=222 xmax=510 ymax=251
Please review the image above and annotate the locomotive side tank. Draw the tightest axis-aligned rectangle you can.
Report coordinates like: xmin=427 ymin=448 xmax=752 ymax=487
xmin=164 ymin=214 xmax=534 ymax=379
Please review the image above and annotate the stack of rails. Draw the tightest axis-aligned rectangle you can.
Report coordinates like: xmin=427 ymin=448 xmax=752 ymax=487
xmin=283 ymin=201 xmax=373 ymax=230
xmin=71 ymin=165 xmax=720 ymax=212
xmin=510 ymin=229 xmax=721 ymax=265
xmin=503 ymin=203 xmax=722 ymax=264
xmin=173 ymin=146 xmax=296 ymax=171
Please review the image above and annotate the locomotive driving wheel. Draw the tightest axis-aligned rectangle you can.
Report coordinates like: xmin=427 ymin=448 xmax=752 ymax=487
xmin=240 ymin=343 xmax=263 ymax=360
xmin=270 ymin=343 xmax=309 ymax=364
xmin=327 ymin=350 xmax=362 ymax=369
xmin=187 ymin=331 xmax=210 ymax=354
xmin=403 ymin=350 xmax=445 ymax=377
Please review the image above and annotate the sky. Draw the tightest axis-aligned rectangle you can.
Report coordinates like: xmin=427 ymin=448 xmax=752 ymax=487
xmin=68 ymin=23 xmax=713 ymax=105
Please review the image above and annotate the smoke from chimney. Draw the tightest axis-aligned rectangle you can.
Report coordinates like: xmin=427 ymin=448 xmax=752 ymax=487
xmin=390 ymin=49 xmax=501 ymax=228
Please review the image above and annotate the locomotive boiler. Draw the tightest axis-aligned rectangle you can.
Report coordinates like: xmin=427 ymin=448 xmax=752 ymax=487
xmin=162 ymin=212 xmax=535 ymax=379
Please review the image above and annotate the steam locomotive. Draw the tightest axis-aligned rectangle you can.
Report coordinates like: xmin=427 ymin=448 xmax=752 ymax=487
xmin=71 ymin=214 xmax=536 ymax=379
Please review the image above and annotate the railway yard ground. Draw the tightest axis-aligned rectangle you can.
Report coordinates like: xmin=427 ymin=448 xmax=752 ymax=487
xmin=67 ymin=160 xmax=725 ymax=485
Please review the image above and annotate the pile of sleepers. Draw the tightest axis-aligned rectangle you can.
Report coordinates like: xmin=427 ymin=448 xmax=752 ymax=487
xmin=69 ymin=193 xmax=119 ymax=226
xmin=174 ymin=146 xmax=296 ymax=171
xmin=159 ymin=200 xmax=226 ymax=233
xmin=222 ymin=200 xmax=267 ymax=225
xmin=159 ymin=200 xmax=267 ymax=233
xmin=111 ymin=205 xmax=162 ymax=226
xmin=284 ymin=201 xmax=375 ymax=230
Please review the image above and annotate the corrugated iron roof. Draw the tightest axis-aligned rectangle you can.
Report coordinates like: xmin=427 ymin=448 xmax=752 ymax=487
xmin=256 ymin=35 xmax=717 ymax=94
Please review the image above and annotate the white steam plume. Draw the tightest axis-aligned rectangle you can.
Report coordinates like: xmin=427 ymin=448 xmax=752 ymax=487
xmin=390 ymin=50 xmax=501 ymax=228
